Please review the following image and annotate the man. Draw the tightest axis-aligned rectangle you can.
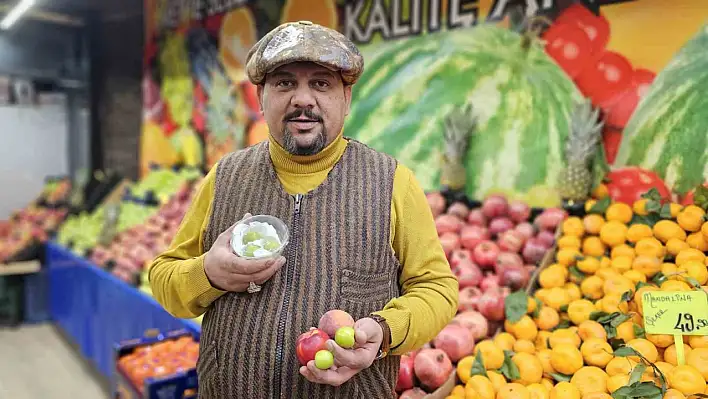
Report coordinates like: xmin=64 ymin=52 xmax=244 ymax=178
xmin=149 ymin=20 xmax=458 ymax=399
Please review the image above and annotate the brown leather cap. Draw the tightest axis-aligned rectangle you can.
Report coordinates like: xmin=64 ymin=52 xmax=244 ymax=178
xmin=245 ymin=20 xmax=364 ymax=86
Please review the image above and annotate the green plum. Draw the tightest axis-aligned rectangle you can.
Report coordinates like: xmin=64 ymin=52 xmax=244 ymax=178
xmin=314 ymin=350 xmax=334 ymax=370
xmin=243 ymin=230 xmax=263 ymax=244
xmin=243 ymin=243 xmax=260 ymax=257
xmin=262 ymin=237 xmax=280 ymax=251
xmin=334 ymin=326 xmax=356 ymax=349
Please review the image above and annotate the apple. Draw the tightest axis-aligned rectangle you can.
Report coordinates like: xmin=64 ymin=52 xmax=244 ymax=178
xmin=473 ymin=241 xmax=500 ymax=269
xmin=497 ymin=230 xmax=525 ymax=253
xmin=466 ymin=209 xmax=487 ymax=226
xmin=318 ymin=310 xmax=355 ymax=338
xmin=296 ymin=329 xmax=330 ymax=366
xmin=460 ymin=225 xmax=490 ymax=251
xmin=396 ymin=354 xmax=415 ymax=393
xmin=481 ymin=195 xmax=509 ymax=219
xmin=454 ymin=259 xmax=483 ymax=289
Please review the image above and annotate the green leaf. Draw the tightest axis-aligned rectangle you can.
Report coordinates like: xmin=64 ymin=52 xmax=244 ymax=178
xmin=635 ymin=281 xmax=652 ymax=291
xmin=590 ymin=311 xmax=610 ymax=321
xmin=499 ymin=350 xmax=521 ymax=381
xmin=591 ymin=144 xmax=610 ymax=193
xmin=620 ymin=290 xmax=633 ymax=303
xmin=559 ymin=304 xmax=569 ymax=313
xmin=683 ymin=276 xmax=702 ymax=289
xmin=611 ymin=385 xmax=634 ymax=399
xmin=630 ymin=213 xmax=661 ymax=227
xmin=633 ymin=323 xmax=646 ymax=338
xmin=609 ymin=338 xmax=626 ymax=350
xmin=597 ymin=311 xmax=621 ymax=324
xmin=569 ymin=266 xmax=587 ymax=280
xmin=614 ymin=346 xmax=640 ymax=357
xmin=641 ymin=188 xmax=662 ymax=202
xmin=610 ymin=313 xmax=632 ymax=328
xmin=645 ymin=200 xmax=661 ymax=214
xmin=552 ymin=319 xmax=572 ymax=331
xmin=589 ymin=196 xmax=612 ymax=214
xmin=471 ymin=352 xmax=488 ymax=378
xmin=532 ymin=298 xmax=544 ymax=318
xmin=659 ymin=204 xmax=673 ymax=219
xmin=694 ymin=185 xmax=708 ymax=211
xmin=549 ymin=372 xmax=572 ymax=382
xmin=630 ymin=382 xmax=662 ymax=397
xmin=629 ymin=363 xmax=647 ymax=385
xmin=505 ymin=290 xmax=529 ymax=324
xmin=652 ymin=272 xmax=668 ymax=286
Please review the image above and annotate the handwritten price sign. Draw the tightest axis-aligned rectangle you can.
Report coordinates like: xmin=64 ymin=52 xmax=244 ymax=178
xmin=642 ymin=291 xmax=708 ymax=335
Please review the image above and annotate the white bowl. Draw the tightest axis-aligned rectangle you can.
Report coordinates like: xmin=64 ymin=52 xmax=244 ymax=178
xmin=230 ymin=214 xmax=290 ymax=260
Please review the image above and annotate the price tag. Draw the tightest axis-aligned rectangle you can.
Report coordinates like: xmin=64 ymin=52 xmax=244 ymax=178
xmin=642 ymin=290 xmax=708 ymax=365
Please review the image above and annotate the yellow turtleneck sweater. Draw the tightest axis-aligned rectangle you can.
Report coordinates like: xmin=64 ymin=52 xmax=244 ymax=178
xmin=148 ymin=134 xmax=458 ymax=355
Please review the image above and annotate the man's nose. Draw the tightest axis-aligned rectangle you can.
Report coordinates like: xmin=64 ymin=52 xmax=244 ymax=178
xmin=290 ymin=85 xmax=316 ymax=108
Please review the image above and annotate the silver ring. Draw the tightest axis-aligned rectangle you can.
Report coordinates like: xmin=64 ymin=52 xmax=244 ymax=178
xmin=247 ymin=282 xmax=261 ymax=294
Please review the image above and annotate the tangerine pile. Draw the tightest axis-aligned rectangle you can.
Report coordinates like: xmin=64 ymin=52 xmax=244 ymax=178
xmin=446 ymin=194 xmax=708 ymax=399
xmin=117 ymin=335 xmax=199 ymax=390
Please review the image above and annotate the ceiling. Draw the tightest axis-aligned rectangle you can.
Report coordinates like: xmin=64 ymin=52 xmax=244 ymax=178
xmin=0 ymin=0 xmax=143 ymax=27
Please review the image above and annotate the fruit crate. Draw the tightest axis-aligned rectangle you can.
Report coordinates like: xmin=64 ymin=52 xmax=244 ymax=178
xmin=523 ymin=224 xmax=563 ymax=295
xmin=114 ymin=328 xmax=199 ymax=399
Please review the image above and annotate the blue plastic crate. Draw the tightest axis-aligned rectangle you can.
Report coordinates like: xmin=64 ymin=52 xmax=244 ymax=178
xmin=23 ymin=268 xmax=50 ymax=323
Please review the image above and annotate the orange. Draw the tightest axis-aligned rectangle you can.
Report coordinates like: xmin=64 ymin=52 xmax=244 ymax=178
xmin=580 ymin=276 xmax=605 ymax=300
xmin=611 ymin=244 xmax=635 ymax=260
xmin=550 ymin=344 xmax=583 ymax=375
xmin=653 ymin=220 xmax=687 ymax=243
xmin=661 ymin=279 xmax=692 ymax=291
xmin=602 ymin=275 xmax=635 ymax=296
xmin=536 ymin=349 xmax=555 ymax=376
xmin=634 ymin=237 xmax=666 ymax=258
xmin=577 ymin=320 xmax=607 ymax=342
xmin=527 ymin=297 xmax=539 ymax=314
xmin=662 ymin=262 xmax=680 ymax=278
xmin=596 ymin=267 xmax=621 ymax=280
xmin=279 ymin=0 xmax=339 ymax=28
xmin=526 ymin=383 xmax=549 ymax=399
xmin=632 ymin=255 xmax=662 ymax=277
xmin=514 ymin=339 xmax=536 ymax=354
xmin=506 ymin=315 xmax=538 ymax=341
xmin=677 ymin=206 xmax=705 ymax=232
xmin=599 ymin=221 xmax=628 ymax=247
xmin=615 ymin=321 xmax=636 ymax=343
xmin=539 ymin=267 xmax=567 ymax=289
xmin=689 ymin=336 xmax=708 ymax=349
xmin=535 ymin=331 xmax=552 ymax=351
xmin=600 ymin=256 xmax=612 ymax=268
xmin=534 ymin=307 xmax=560 ymax=331
xmin=610 ymin=256 xmax=633 ymax=273
xmin=686 ymin=347 xmax=708 ymax=380
xmin=451 ymin=384 xmax=466 ymax=397
xmin=668 ymin=364 xmax=706 ymax=395
xmin=606 ymin=374 xmax=629 ymax=392
xmin=497 ymin=383 xmax=531 ymax=399
xmin=577 ymin=257 xmax=601 ymax=274
xmin=622 ymin=270 xmax=646 ymax=284
xmin=541 ymin=379 xmax=554 ymax=391
xmin=633 ymin=285 xmax=659 ymax=315
xmin=627 ymin=223 xmax=654 ymax=243
xmin=219 ymin=8 xmax=258 ymax=81
xmin=632 ymin=199 xmax=649 ymax=216
xmin=606 ymin=203 xmax=633 ymax=224
xmin=580 ymin=338 xmax=613 ymax=368
xmin=557 ymin=248 xmax=582 ymax=267
xmin=567 ymin=299 xmax=597 ymax=326
xmin=651 ymin=361 xmax=675 ymax=379
xmin=663 ymin=389 xmax=687 ymax=399
xmin=466 ymin=375 xmax=495 ymax=399
xmin=549 ymin=381 xmax=581 ymax=399
xmin=487 ymin=371 xmax=507 ymax=393
xmin=562 ymin=217 xmax=585 ymax=237
xmin=605 ymin=357 xmax=637 ymax=376
xmin=679 ymin=260 xmax=708 ymax=285
xmin=583 ymin=214 xmax=606 ymax=235
xmin=702 ymin=221 xmax=708 ymax=240
xmin=494 ymin=332 xmax=516 ymax=352
xmin=592 ymin=184 xmax=609 ymax=199
xmin=565 ymin=283 xmax=582 ymax=301
xmin=512 ymin=352 xmax=544 ymax=385
xmin=585 ymin=200 xmax=597 ymax=213
xmin=549 ymin=329 xmax=581 ymax=348
xmin=667 ymin=238 xmax=691 ymax=256
xmin=626 ymin=338 xmax=659 ymax=363
xmin=664 ymin=343 xmax=693 ymax=366
xmin=582 ymin=393 xmax=612 ymax=399
xmin=456 ymin=355 xmax=475 ymax=384
xmin=475 ymin=340 xmax=505 ymax=369
xmin=646 ymin=333 xmax=674 ymax=349
xmin=669 ymin=203 xmax=683 ymax=217
xmin=544 ymin=287 xmax=572 ymax=311
xmin=570 ymin=366 xmax=609 ymax=396
xmin=596 ymin=293 xmax=629 ymax=314
xmin=676 ymin=248 xmax=706 ymax=267
xmin=558 ymin=235 xmax=582 ymax=250
xmin=582 ymin=237 xmax=606 ymax=258
xmin=687 ymin=232 xmax=708 ymax=251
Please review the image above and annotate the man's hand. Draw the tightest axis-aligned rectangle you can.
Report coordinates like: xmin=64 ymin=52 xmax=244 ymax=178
xmin=299 ymin=317 xmax=383 ymax=387
xmin=204 ymin=213 xmax=286 ymax=292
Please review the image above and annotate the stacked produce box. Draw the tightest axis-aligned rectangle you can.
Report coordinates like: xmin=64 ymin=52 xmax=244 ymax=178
xmin=429 ymin=186 xmax=708 ymax=399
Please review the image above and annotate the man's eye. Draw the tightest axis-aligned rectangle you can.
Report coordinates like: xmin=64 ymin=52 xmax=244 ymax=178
xmin=313 ymin=80 xmax=330 ymax=89
xmin=276 ymin=80 xmax=294 ymax=88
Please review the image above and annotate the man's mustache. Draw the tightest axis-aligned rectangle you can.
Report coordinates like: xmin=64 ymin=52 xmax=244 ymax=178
xmin=283 ymin=109 xmax=323 ymax=123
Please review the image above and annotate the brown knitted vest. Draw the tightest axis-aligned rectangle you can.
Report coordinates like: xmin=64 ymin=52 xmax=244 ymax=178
xmin=197 ymin=139 xmax=401 ymax=399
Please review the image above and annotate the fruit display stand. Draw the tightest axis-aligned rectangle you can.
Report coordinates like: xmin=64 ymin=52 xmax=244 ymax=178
xmin=46 ymin=242 xmax=200 ymax=383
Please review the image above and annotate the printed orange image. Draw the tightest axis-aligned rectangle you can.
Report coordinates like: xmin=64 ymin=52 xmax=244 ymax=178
xmin=219 ymin=8 xmax=258 ymax=84
xmin=280 ymin=0 xmax=338 ymax=29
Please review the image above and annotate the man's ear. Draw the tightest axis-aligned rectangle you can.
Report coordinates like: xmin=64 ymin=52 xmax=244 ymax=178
xmin=343 ymin=84 xmax=353 ymax=116
xmin=256 ymin=84 xmax=265 ymax=114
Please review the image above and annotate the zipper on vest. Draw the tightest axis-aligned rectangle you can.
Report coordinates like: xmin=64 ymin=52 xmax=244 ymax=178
xmin=274 ymin=193 xmax=302 ymax=399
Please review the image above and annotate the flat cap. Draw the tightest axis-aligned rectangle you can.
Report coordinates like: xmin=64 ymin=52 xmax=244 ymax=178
xmin=245 ymin=20 xmax=364 ymax=86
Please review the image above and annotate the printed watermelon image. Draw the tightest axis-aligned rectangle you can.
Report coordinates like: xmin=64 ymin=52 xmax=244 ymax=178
xmin=614 ymin=23 xmax=708 ymax=196
xmin=344 ymin=24 xmax=582 ymax=207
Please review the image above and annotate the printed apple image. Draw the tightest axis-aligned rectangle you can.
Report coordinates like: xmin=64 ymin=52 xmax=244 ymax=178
xmin=296 ymin=329 xmax=330 ymax=366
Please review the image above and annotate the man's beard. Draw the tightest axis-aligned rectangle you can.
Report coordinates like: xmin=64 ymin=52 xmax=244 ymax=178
xmin=282 ymin=109 xmax=327 ymax=156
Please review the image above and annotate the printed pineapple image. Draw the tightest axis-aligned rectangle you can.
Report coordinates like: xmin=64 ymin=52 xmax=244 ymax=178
xmin=440 ymin=103 xmax=477 ymax=192
xmin=557 ymin=99 xmax=604 ymax=202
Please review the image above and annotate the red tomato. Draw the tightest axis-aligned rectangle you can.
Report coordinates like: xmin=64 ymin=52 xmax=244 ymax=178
xmin=605 ymin=167 xmax=670 ymax=205
xmin=555 ymin=3 xmax=595 ymax=25
xmin=574 ymin=51 xmax=634 ymax=107
xmin=602 ymin=126 xmax=623 ymax=165
xmin=543 ymin=22 xmax=593 ymax=78
xmin=602 ymin=68 xmax=656 ymax=128
xmin=554 ymin=3 xmax=610 ymax=56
